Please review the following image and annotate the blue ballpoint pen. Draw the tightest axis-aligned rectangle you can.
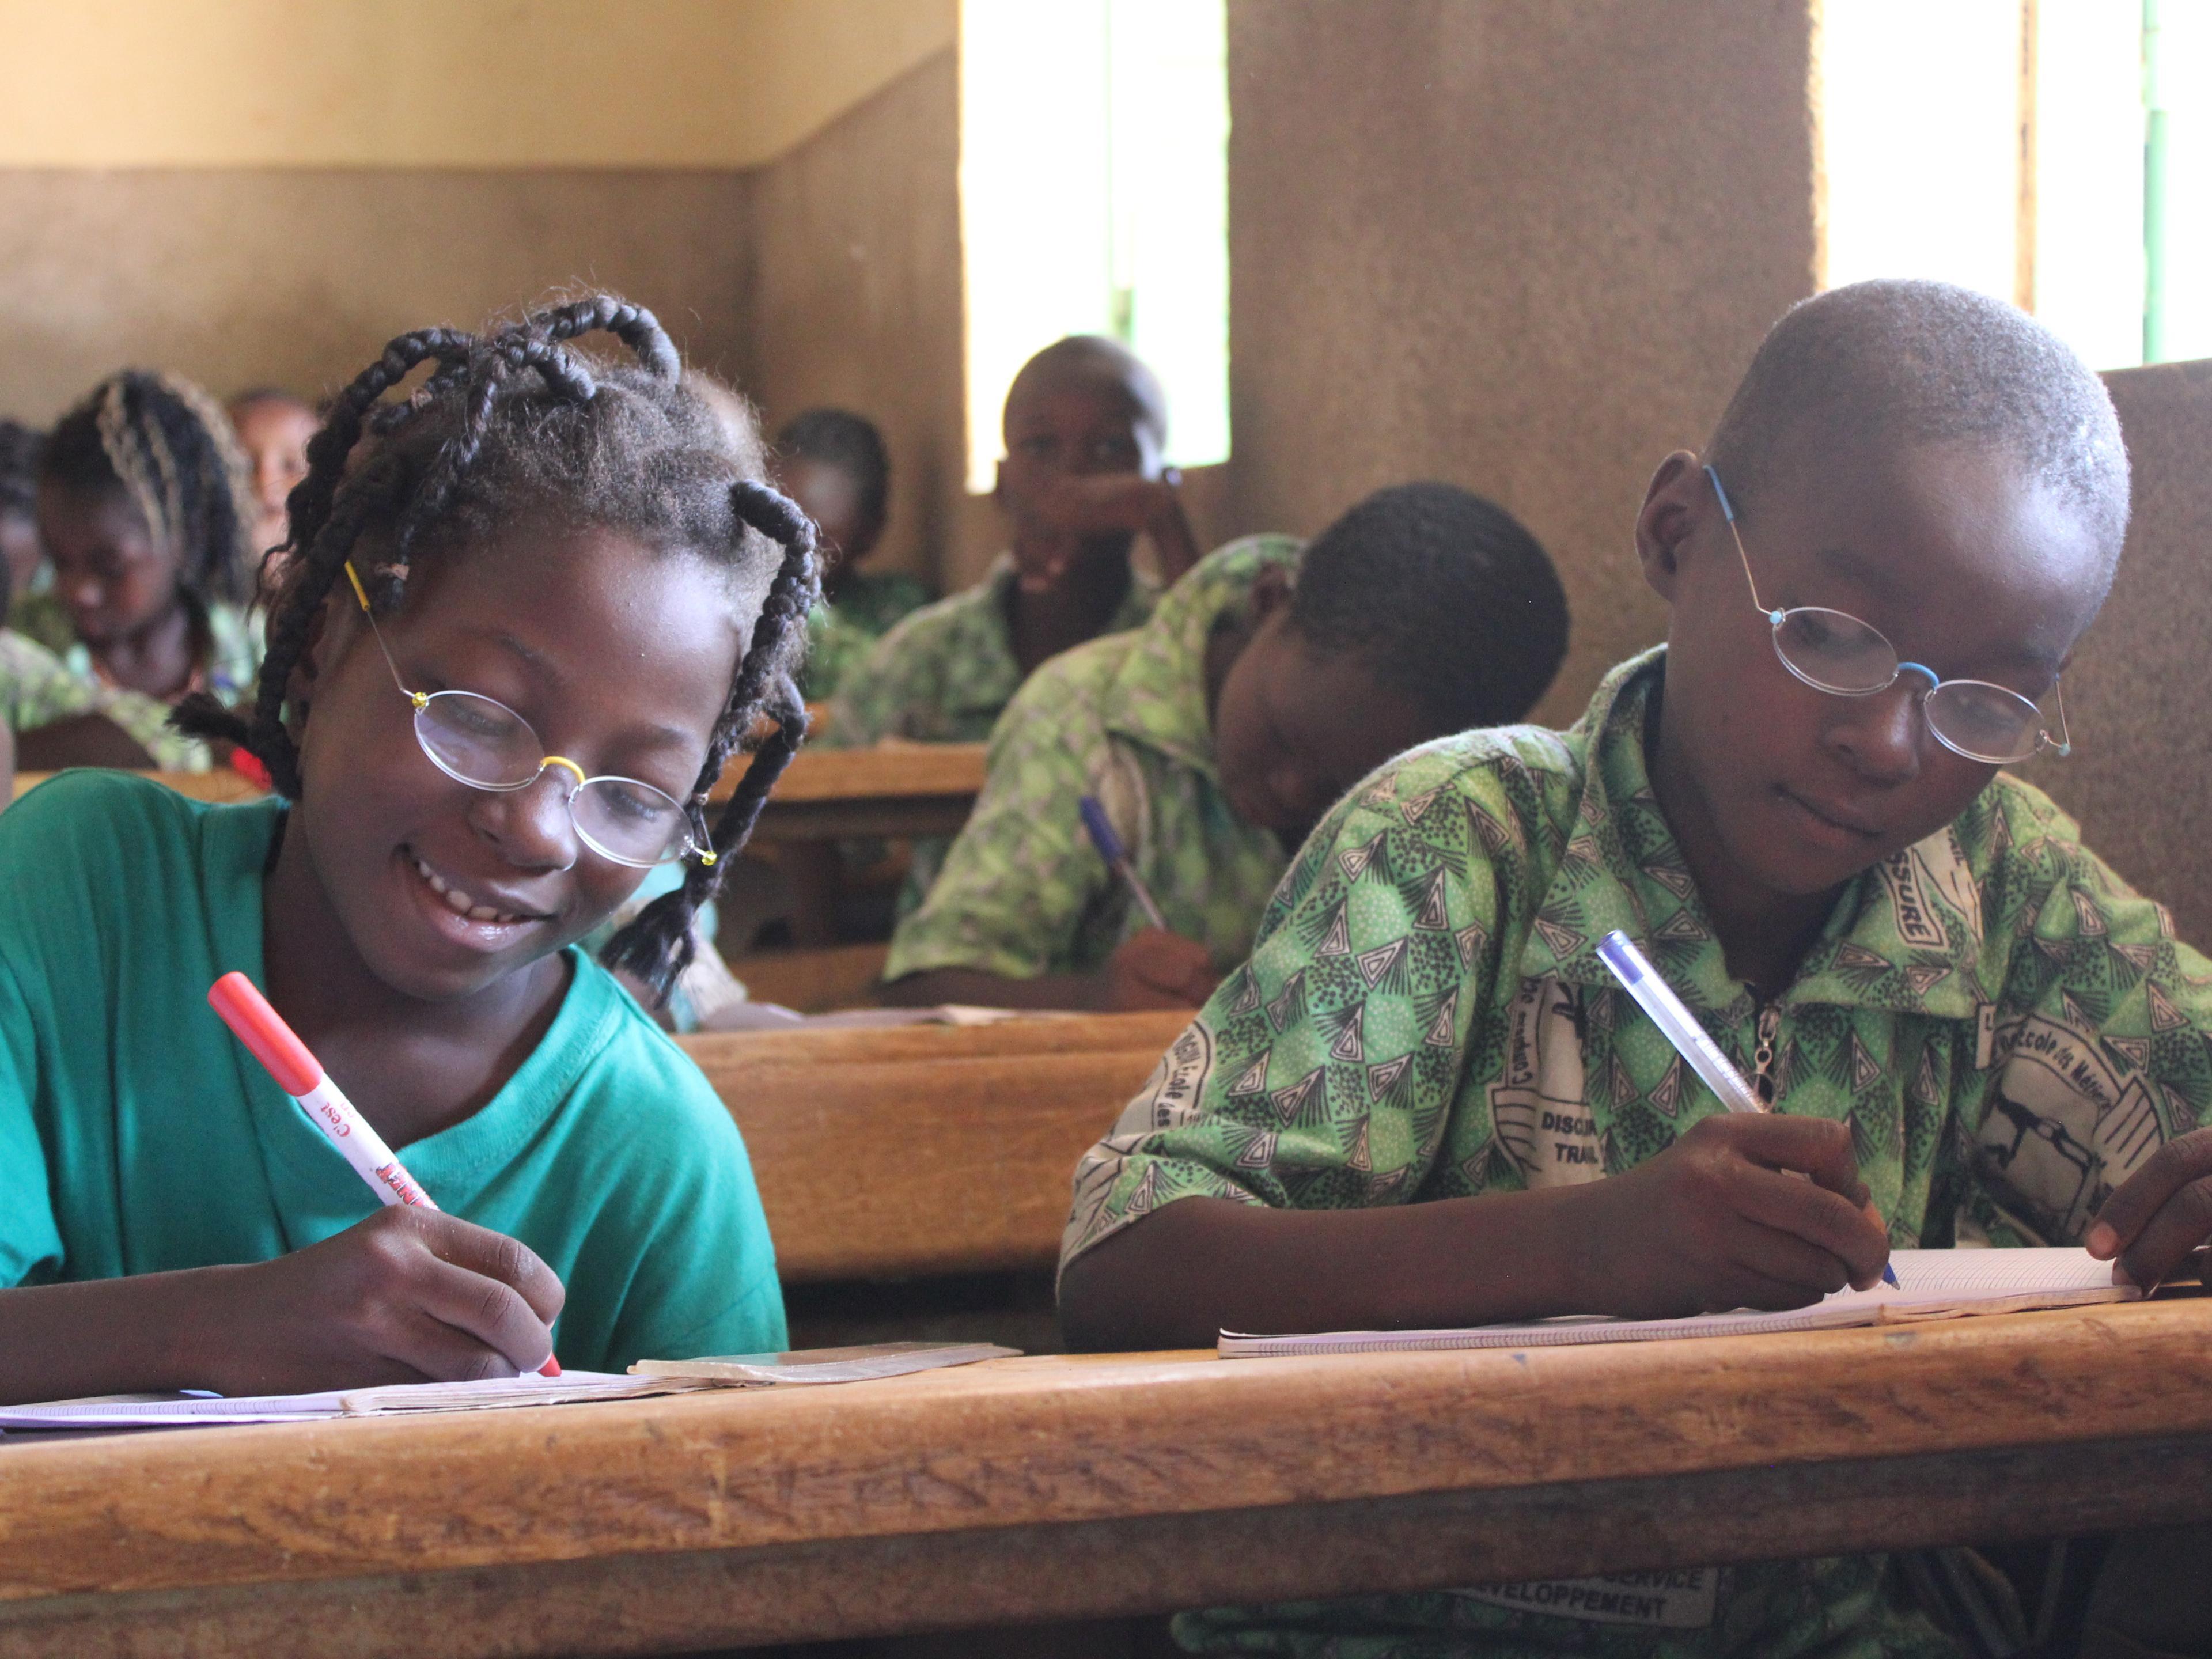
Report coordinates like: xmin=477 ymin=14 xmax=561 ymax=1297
xmin=1078 ymin=795 xmax=1169 ymax=931
xmin=1596 ymin=929 xmax=1900 ymax=1289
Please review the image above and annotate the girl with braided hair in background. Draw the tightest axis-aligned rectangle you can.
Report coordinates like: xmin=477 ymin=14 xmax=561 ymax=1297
xmin=14 ymin=372 xmax=263 ymax=772
xmin=0 ymin=296 xmax=813 ymax=1399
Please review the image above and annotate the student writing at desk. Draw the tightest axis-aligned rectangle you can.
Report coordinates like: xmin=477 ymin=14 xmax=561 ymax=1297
xmin=0 ymin=297 xmax=803 ymax=1403
xmin=882 ymin=486 xmax=1569 ymax=1012
xmin=1060 ymin=283 xmax=2212 ymax=1657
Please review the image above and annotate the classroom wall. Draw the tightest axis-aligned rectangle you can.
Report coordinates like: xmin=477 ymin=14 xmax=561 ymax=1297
xmin=737 ymin=51 xmax=968 ymax=588
xmin=2022 ymin=359 xmax=2212 ymax=950
xmin=1221 ymin=0 xmax=1820 ymax=725
xmin=0 ymin=169 xmax=750 ymax=421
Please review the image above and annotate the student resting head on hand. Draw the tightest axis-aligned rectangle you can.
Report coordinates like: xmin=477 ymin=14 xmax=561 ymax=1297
xmin=0 ymin=295 xmax=813 ymax=1404
xmin=1058 ymin=279 xmax=2212 ymax=1657
xmin=881 ymin=483 xmax=1568 ymax=1013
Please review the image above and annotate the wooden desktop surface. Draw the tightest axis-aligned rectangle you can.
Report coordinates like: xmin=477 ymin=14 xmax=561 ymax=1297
xmin=6 ymin=1299 xmax=2212 ymax=1657
xmin=8 ymin=743 xmax=988 ymax=843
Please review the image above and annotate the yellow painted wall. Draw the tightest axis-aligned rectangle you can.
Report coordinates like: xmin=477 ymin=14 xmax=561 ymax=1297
xmin=0 ymin=0 xmax=955 ymax=168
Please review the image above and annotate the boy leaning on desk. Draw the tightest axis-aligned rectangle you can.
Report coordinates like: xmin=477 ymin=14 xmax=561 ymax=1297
xmin=1059 ymin=281 xmax=2212 ymax=1658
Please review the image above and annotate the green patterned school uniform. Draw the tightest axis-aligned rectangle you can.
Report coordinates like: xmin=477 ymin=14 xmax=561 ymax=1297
xmin=1064 ymin=647 xmax=2212 ymax=1659
xmin=885 ymin=536 xmax=1303 ymax=985
xmin=820 ymin=552 xmax=1156 ymax=911
xmin=799 ymin=570 xmax=933 ymax=702
xmin=1 ymin=629 xmax=200 ymax=772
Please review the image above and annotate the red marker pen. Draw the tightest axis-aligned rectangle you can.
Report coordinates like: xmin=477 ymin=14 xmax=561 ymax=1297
xmin=209 ymin=971 xmax=560 ymax=1377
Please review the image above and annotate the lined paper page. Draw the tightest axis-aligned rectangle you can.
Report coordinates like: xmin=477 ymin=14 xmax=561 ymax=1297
xmin=1220 ymin=1249 xmax=2137 ymax=1358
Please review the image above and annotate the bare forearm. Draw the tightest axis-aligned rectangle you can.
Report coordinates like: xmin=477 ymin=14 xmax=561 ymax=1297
xmin=0 ymin=1269 xmax=233 ymax=1405
xmin=1058 ymin=1190 xmax=1600 ymax=1352
xmin=880 ymin=966 xmax=1109 ymax=1010
xmin=1146 ymin=490 xmax=1202 ymax=583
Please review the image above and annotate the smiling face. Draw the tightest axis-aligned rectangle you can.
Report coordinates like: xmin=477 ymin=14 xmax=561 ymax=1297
xmin=282 ymin=524 xmax=748 ymax=1005
xmin=1211 ymin=580 xmax=1431 ymax=843
xmin=39 ymin=480 xmax=183 ymax=644
xmin=1639 ymin=439 xmax=2109 ymax=910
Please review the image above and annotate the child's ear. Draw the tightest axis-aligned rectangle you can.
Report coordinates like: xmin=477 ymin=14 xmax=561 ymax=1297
xmin=1248 ymin=563 xmax=1294 ymax=619
xmin=992 ymin=457 xmax=1008 ymax=512
xmin=283 ymin=590 xmax=342 ymax=724
xmin=1635 ymin=450 xmax=1705 ymax=604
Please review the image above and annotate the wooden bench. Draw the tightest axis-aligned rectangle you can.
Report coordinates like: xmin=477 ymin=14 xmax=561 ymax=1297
xmin=6 ymin=1299 xmax=2211 ymax=1656
xmin=9 ymin=742 xmax=988 ymax=844
xmin=677 ymin=1011 xmax=1190 ymax=1282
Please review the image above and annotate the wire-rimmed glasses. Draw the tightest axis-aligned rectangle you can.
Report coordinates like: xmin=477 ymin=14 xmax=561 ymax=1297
xmin=1705 ymin=466 xmax=2071 ymax=766
xmin=344 ymin=563 xmax=716 ymax=869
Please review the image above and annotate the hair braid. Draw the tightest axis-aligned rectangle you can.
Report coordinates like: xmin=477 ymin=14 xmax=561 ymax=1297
xmin=600 ymin=480 xmax=820 ymax=997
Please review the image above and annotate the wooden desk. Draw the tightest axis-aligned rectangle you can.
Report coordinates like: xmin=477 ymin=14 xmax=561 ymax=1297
xmin=680 ymin=1011 xmax=1188 ymax=1281
xmin=9 ymin=743 xmax=990 ymax=844
xmin=6 ymin=1301 xmax=2212 ymax=1657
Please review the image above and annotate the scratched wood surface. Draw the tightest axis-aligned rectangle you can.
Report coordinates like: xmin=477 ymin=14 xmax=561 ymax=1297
xmin=9 ymin=743 xmax=988 ymax=842
xmin=679 ymin=1012 xmax=1187 ymax=1280
xmin=4 ymin=1302 xmax=2212 ymax=1657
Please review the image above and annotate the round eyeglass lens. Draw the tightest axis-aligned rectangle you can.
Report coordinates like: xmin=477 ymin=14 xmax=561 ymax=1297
xmin=1923 ymin=680 xmax=2043 ymax=764
xmin=1771 ymin=607 xmax=1897 ymax=694
xmin=416 ymin=691 xmax=543 ymax=789
xmin=572 ymin=777 xmax=693 ymax=867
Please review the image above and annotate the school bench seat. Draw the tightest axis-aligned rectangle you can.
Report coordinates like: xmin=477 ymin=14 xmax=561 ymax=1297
xmin=7 ymin=742 xmax=988 ymax=844
xmin=676 ymin=1010 xmax=1191 ymax=1282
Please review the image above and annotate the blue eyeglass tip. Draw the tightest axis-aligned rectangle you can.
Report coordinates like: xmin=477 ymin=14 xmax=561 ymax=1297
xmin=1704 ymin=465 xmax=1737 ymax=522
xmin=1766 ymin=608 xmax=1786 ymax=626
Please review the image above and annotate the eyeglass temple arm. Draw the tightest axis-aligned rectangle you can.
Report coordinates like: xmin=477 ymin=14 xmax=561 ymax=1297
xmin=2048 ymin=678 xmax=2073 ymax=757
xmin=1704 ymin=465 xmax=1784 ymax=623
xmin=344 ymin=562 xmax=429 ymax=711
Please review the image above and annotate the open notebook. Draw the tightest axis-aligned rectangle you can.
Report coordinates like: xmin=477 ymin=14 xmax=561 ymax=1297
xmin=1219 ymin=1248 xmax=2139 ymax=1359
xmin=0 ymin=1343 xmax=1019 ymax=1430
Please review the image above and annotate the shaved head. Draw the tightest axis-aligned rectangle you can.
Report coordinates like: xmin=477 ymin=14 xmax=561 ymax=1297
xmin=1707 ymin=280 xmax=2130 ymax=599
xmin=1003 ymin=335 xmax=1168 ymax=450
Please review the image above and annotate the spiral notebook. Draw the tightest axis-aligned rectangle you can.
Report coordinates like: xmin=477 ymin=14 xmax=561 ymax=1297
xmin=1219 ymin=1248 xmax=2138 ymax=1358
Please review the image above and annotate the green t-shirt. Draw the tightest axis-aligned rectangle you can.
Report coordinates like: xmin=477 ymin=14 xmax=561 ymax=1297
xmin=0 ymin=771 xmax=786 ymax=1373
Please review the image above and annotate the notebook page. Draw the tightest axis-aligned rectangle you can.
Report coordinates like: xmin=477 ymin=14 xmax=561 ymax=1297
xmin=0 ymin=1372 xmax=699 ymax=1430
xmin=1219 ymin=1249 xmax=2137 ymax=1358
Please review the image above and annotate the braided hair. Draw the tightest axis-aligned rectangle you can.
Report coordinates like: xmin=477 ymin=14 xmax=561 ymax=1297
xmin=172 ymin=296 xmax=821 ymax=1004
xmin=40 ymin=372 xmax=255 ymax=607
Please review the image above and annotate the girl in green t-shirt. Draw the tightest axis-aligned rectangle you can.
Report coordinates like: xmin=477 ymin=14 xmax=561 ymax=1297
xmin=0 ymin=297 xmax=815 ymax=1402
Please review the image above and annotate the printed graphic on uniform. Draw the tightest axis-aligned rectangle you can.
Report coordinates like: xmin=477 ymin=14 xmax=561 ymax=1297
xmin=1064 ymin=1020 xmax=1217 ymax=1257
xmin=1881 ymin=827 xmax=1982 ymax=952
xmin=1975 ymin=1013 xmax=2167 ymax=1241
xmin=1453 ymin=1569 xmax=1720 ymax=1630
xmin=1487 ymin=975 xmax=1603 ymax=1184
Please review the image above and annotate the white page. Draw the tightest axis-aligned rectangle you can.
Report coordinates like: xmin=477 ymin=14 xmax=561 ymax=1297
xmin=0 ymin=1370 xmax=706 ymax=1430
xmin=630 ymin=1340 xmax=1019 ymax=1385
xmin=1220 ymin=1249 xmax=2138 ymax=1358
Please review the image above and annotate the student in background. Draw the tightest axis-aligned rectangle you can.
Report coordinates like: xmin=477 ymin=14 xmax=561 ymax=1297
xmin=812 ymin=336 xmax=1201 ymax=923
xmin=0 ymin=423 xmax=52 ymax=642
xmin=37 ymin=372 xmax=261 ymax=705
xmin=884 ymin=485 xmax=1568 ymax=1012
xmin=774 ymin=408 xmax=931 ymax=701
xmin=0 ymin=297 xmax=802 ymax=1400
xmin=1060 ymin=281 xmax=2212 ymax=1657
xmin=227 ymin=387 xmax=318 ymax=588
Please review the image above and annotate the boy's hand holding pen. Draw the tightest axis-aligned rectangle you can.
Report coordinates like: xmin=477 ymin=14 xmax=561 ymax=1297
xmin=1590 ymin=930 xmax=1897 ymax=1315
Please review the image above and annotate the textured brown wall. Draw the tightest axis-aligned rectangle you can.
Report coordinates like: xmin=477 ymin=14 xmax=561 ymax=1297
xmin=2021 ymin=359 xmax=2212 ymax=949
xmin=740 ymin=50 xmax=968 ymax=588
xmin=0 ymin=169 xmax=748 ymax=422
xmin=1222 ymin=0 xmax=1820 ymax=725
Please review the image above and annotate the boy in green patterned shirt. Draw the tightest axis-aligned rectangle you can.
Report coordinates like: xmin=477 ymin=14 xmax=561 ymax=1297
xmin=885 ymin=486 xmax=1567 ymax=1013
xmin=1060 ymin=282 xmax=2212 ymax=1657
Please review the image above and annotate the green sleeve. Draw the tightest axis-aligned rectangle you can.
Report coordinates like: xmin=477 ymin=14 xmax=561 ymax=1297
xmin=1062 ymin=748 xmax=1515 ymax=1270
xmin=1957 ymin=789 xmax=2212 ymax=1248
xmin=882 ymin=661 xmax=1115 ymax=982
xmin=0 ymin=951 xmax=63 ymax=1287
xmin=818 ymin=615 xmax=928 ymax=751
